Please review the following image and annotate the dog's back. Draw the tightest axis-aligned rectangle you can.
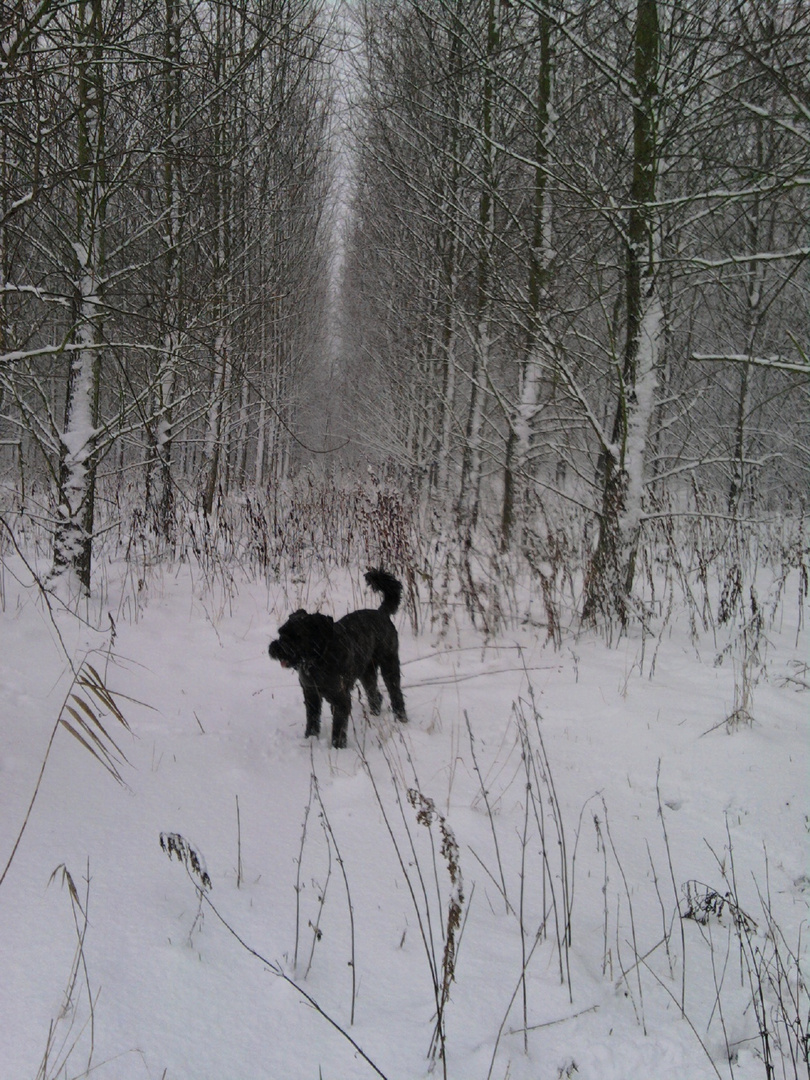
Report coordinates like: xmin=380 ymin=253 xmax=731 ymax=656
xmin=335 ymin=569 xmax=402 ymax=683
xmin=337 ymin=568 xmax=401 ymax=643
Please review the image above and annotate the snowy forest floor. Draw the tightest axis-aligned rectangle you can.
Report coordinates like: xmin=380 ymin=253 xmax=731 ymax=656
xmin=0 ymin=549 xmax=808 ymax=1080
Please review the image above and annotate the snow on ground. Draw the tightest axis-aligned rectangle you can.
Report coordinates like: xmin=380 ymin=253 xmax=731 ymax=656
xmin=0 ymin=556 xmax=807 ymax=1080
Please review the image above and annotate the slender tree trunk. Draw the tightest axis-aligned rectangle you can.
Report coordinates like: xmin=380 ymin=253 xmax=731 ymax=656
xmin=151 ymin=0 xmax=182 ymax=537
xmin=729 ymin=124 xmax=766 ymax=514
xmin=254 ymin=285 xmax=274 ymax=488
xmin=203 ymin=329 xmax=228 ymax=515
xmin=1 ymin=95 xmax=8 ymax=387
xmin=234 ymin=372 xmax=250 ymax=488
xmin=436 ymin=301 xmax=457 ymax=498
xmin=501 ymin=5 xmax=554 ymax=548
xmin=459 ymin=0 xmax=499 ymax=532
xmin=435 ymin=1 xmax=463 ymax=502
xmin=53 ymin=0 xmax=105 ymax=593
xmin=202 ymin=2 xmax=230 ymax=517
xmin=583 ymin=0 xmax=661 ymax=628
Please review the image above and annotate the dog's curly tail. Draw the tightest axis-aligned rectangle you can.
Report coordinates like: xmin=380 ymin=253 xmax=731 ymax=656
xmin=365 ymin=568 xmax=403 ymax=616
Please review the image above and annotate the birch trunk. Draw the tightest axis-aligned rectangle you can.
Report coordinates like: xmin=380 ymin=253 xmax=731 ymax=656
xmin=434 ymin=1 xmax=463 ymax=502
xmin=53 ymin=0 xmax=105 ymax=593
xmin=154 ymin=0 xmax=183 ymax=537
xmin=729 ymin=129 xmax=766 ymax=513
xmin=582 ymin=0 xmax=660 ymax=628
xmin=202 ymin=4 xmax=230 ymax=517
xmin=458 ymin=0 xmax=499 ymax=532
xmin=501 ymin=5 xmax=554 ymax=548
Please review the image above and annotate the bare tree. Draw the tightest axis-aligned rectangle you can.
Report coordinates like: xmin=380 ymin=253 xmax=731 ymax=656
xmin=345 ymin=0 xmax=808 ymax=631
xmin=0 ymin=0 xmax=336 ymax=587
xmin=582 ymin=0 xmax=662 ymax=626
xmin=49 ymin=0 xmax=108 ymax=591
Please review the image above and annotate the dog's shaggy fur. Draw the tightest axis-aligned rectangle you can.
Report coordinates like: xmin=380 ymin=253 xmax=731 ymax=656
xmin=268 ymin=569 xmax=408 ymax=749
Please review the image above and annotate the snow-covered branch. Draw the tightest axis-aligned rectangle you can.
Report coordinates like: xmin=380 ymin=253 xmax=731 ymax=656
xmin=691 ymin=353 xmax=809 ymax=377
xmin=690 ymin=248 xmax=809 ymax=270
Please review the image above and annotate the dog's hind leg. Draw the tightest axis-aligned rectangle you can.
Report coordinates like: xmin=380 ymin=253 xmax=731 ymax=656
xmin=360 ymin=664 xmax=383 ymax=716
xmin=380 ymin=656 xmax=407 ymax=723
xmin=300 ymin=678 xmax=323 ymax=738
xmin=330 ymin=692 xmax=352 ymax=749
xmin=330 ymin=691 xmax=354 ymax=751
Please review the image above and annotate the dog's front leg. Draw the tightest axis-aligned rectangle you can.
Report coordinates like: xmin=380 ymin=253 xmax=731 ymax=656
xmin=330 ymin=692 xmax=352 ymax=749
xmin=300 ymin=676 xmax=322 ymax=738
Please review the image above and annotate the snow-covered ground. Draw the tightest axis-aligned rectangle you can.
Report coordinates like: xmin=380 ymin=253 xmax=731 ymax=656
xmin=1 ymin=556 xmax=807 ymax=1079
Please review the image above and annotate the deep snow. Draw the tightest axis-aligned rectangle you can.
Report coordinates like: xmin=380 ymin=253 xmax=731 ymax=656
xmin=0 ymin=556 xmax=807 ymax=1080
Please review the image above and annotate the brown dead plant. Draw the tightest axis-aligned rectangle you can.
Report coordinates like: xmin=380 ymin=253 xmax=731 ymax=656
xmin=0 ymin=660 xmax=134 ymax=892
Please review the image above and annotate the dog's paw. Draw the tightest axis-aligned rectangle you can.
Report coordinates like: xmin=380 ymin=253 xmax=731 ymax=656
xmin=305 ymin=724 xmax=321 ymax=738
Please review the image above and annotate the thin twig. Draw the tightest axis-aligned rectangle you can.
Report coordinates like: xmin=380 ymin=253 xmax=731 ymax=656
xmin=464 ymin=711 xmax=512 ymax=915
xmin=235 ymin=795 xmax=242 ymax=889
xmin=637 ymin=953 xmax=725 ymax=1080
xmin=312 ymin=771 xmax=357 ymax=1026
xmin=656 ymin=760 xmax=685 ymax=1014
xmin=200 ymin=891 xmax=390 ymax=1080
xmin=507 ymin=1003 xmax=599 ymax=1035
xmin=293 ymin=778 xmax=314 ymax=971
xmin=601 ymin=798 xmax=646 ymax=1035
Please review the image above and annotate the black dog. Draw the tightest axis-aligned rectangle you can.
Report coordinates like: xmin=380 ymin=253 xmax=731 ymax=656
xmin=269 ymin=569 xmax=408 ymax=749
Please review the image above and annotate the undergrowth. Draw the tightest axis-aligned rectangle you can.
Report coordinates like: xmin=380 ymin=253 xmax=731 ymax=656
xmin=4 ymin=473 xmax=806 ymax=656
xmin=1 ymin=473 xmax=807 ymax=1079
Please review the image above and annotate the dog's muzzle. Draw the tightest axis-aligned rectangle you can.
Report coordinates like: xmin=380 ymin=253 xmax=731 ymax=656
xmin=269 ymin=639 xmax=297 ymax=669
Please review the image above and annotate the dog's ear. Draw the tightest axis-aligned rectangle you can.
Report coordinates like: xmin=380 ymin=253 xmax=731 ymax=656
xmin=289 ymin=608 xmax=308 ymax=619
xmin=303 ymin=613 xmax=335 ymax=658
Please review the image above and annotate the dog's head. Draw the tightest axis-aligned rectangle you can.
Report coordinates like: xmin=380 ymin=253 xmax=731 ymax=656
xmin=269 ymin=610 xmax=335 ymax=670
